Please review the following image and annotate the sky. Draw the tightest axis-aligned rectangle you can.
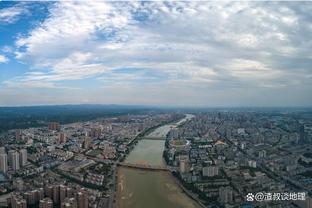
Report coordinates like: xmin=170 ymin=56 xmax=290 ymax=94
xmin=0 ymin=1 xmax=311 ymax=107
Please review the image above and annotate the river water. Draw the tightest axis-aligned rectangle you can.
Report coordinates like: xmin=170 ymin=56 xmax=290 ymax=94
xmin=116 ymin=114 xmax=201 ymax=208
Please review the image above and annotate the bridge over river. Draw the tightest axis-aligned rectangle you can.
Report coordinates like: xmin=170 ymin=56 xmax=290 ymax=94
xmin=117 ymin=162 xmax=168 ymax=171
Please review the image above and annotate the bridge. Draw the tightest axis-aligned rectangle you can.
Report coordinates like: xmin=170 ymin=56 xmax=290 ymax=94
xmin=140 ymin=137 xmax=165 ymax=141
xmin=117 ymin=162 xmax=168 ymax=171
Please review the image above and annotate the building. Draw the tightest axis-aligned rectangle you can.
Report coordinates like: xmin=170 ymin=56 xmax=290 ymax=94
xmin=8 ymin=150 xmax=20 ymax=171
xmin=39 ymin=198 xmax=53 ymax=208
xmin=8 ymin=193 xmax=27 ymax=208
xmin=53 ymin=185 xmax=60 ymax=205
xmin=48 ymin=122 xmax=60 ymax=131
xmin=299 ymin=125 xmax=308 ymax=144
xmin=19 ymin=149 xmax=27 ymax=167
xmin=59 ymin=132 xmax=67 ymax=144
xmin=24 ymin=189 xmax=44 ymax=205
xmin=0 ymin=147 xmax=6 ymax=154
xmin=44 ymin=186 xmax=54 ymax=199
xmin=258 ymin=150 xmax=266 ymax=158
xmin=248 ymin=160 xmax=257 ymax=168
xmin=83 ymin=137 xmax=92 ymax=149
xmin=60 ymin=185 xmax=67 ymax=204
xmin=61 ymin=197 xmax=77 ymax=208
xmin=219 ymin=186 xmax=233 ymax=204
xmin=179 ymin=158 xmax=190 ymax=174
xmin=202 ymin=166 xmax=219 ymax=177
xmin=90 ymin=128 xmax=101 ymax=138
xmin=294 ymin=196 xmax=312 ymax=208
xmin=0 ymin=153 xmax=8 ymax=173
xmin=77 ymin=190 xmax=88 ymax=208
xmin=15 ymin=130 xmax=22 ymax=141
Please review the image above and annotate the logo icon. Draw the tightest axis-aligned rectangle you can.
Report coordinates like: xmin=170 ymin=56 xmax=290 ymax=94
xmin=255 ymin=192 xmax=265 ymax=201
xmin=246 ymin=193 xmax=254 ymax=202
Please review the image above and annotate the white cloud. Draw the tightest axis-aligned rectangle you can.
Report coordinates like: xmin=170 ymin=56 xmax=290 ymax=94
xmin=2 ymin=1 xmax=311 ymax=106
xmin=0 ymin=6 xmax=27 ymax=24
xmin=0 ymin=55 xmax=8 ymax=63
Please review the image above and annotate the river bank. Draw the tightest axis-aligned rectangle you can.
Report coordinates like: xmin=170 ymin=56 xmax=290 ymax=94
xmin=116 ymin=167 xmax=202 ymax=208
xmin=115 ymin=114 xmax=203 ymax=208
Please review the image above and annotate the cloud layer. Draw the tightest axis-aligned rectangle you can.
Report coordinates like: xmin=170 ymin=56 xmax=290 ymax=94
xmin=1 ymin=1 xmax=312 ymax=106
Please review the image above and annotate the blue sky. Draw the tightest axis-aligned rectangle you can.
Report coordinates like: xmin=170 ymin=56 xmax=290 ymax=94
xmin=0 ymin=1 xmax=311 ymax=107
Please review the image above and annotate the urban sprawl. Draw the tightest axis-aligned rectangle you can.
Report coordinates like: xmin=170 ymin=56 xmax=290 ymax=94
xmin=0 ymin=111 xmax=312 ymax=208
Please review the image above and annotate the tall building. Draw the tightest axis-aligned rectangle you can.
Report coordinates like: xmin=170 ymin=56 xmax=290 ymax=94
xmin=44 ymin=186 xmax=54 ymax=199
xmin=8 ymin=150 xmax=20 ymax=171
xmin=90 ymin=128 xmax=101 ymax=138
xmin=0 ymin=153 xmax=8 ymax=173
xmin=48 ymin=122 xmax=60 ymax=131
xmin=299 ymin=125 xmax=307 ymax=144
xmin=19 ymin=149 xmax=28 ymax=167
xmin=219 ymin=186 xmax=233 ymax=204
xmin=83 ymin=136 xmax=92 ymax=149
xmin=53 ymin=185 xmax=60 ymax=205
xmin=59 ymin=132 xmax=67 ymax=144
xmin=39 ymin=198 xmax=53 ymax=208
xmin=24 ymin=189 xmax=44 ymax=205
xmin=9 ymin=193 xmax=27 ymax=208
xmin=66 ymin=187 xmax=74 ymax=198
xmin=60 ymin=185 xmax=67 ymax=204
xmin=179 ymin=158 xmax=190 ymax=174
xmin=0 ymin=147 xmax=6 ymax=154
xmin=77 ymin=190 xmax=88 ymax=208
xmin=15 ymin=129 xmax=22 ymax=141
xmin=202 ymin=166 xmax=219 ymax=177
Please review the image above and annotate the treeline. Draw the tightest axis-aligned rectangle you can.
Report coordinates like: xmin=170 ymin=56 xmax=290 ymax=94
xmin=0 ymin=104 xmax=152 ymax=133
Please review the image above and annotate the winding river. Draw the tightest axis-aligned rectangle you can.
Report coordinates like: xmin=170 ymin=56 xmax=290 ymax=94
xmin=116 ymin=114 xmax=201 ymax=208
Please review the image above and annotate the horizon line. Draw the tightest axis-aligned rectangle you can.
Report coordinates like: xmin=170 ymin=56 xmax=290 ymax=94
xmin=0 ymin=103 xmax=312 ymax=109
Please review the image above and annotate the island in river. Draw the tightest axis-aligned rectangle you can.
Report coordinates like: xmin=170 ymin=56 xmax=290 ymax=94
xmin=116 ymin=114 xmax=202 ymax=208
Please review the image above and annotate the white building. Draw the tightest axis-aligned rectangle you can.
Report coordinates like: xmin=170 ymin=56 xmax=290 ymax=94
xmin=202 ymin=166 xmax=219 ymax=177
xmin=8 ymin=150 xmax=20 ymax=171
xmin=0 ymin=154 xmax=8 ymax=173
xmin=19 ymin=149 xmax=28 ymax=167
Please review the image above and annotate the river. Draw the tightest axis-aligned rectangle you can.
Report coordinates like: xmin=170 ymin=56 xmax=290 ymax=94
xmin=116 ymin=114 xmax=201 ymax=208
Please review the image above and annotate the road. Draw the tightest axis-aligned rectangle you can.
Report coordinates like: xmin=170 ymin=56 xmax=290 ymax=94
xmin=216 ymin=120 xmax=311 ymax=197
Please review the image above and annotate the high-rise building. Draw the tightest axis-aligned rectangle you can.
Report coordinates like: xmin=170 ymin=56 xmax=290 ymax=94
xmin=15 ymin=129 xmax=22 ymax=141
xmin=44 ymin=186 xmax=54 ymax=199
xmin=24 ymin=190 xmax=39 ymax=206
xmin=53 ymin=185 xmax=60 ymax=205
xmin=90 ymin=128 xmax=101 ymax=138
xmin=299 ymin=125 xmax=307 ymax=144
xmin=202 ymin=166 xmax=219 ymax=177
xmin=39 ymin=198 xmax=53 ymax=208
xmin=59 ymin=132 xmax=67 ymax=144
xmin=38 ymin=188 xmax=45 ymax=200
xmin=179 ymin=155 xmax=190 ymax=173
xmin=19 ymin=149 xmax=27 ymax=167
xmin=66 ymin=187 xmax=74 ymax=198
xmin=48 ymin=122 xmax=60 ymax=131
xmin=8 ymin=150 xmax=20 ymax=171
xmin=60 ymin=185 xmax=67 ymax=204
xmin=83 ymin=137 xmax=92 ymax=149
xmin=219 ymin=186 xmax=233 ymax=204
xmin=179 ymin=158 xmax=190 ymax=174
xmin=0 ymin=153 xmax=8 ymax=173
xmin=77 ymin=190 xmax=88 ymax=208
xmin=9 ymin=193 xmax=27 ymax=208
xmin=24 ymin=189 xmax=44 ymax=205
xmin=0 ymin=147 xmax=6 ymax=154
